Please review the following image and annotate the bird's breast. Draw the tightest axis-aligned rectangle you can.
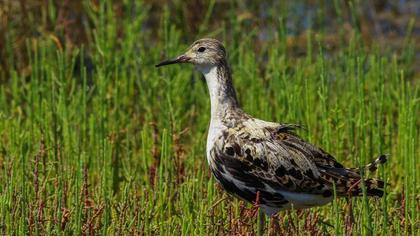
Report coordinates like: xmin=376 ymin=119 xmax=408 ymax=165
xmin=206 ymin=118 xmax=226 ymax=164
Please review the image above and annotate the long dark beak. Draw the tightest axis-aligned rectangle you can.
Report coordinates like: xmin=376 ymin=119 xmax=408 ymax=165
xmin=155 ymin=55 xmax=190 ymax=67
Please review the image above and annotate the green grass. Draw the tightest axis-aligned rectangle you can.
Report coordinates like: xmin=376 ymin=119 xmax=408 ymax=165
xmin=0 ymin=0 xmax=419 ymax=235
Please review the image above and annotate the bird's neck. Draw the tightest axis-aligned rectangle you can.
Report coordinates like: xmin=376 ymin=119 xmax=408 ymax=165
xmin=198 ymin=60 xmax=239 ymax=120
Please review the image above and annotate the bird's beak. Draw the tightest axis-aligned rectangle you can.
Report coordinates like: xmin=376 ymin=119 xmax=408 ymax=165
xmin=155 ymin=54 xmax=191 ymax=67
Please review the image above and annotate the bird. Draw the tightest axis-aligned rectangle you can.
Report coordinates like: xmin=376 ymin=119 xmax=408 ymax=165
xmin=155 ymin=38 xmax=388 ymax=216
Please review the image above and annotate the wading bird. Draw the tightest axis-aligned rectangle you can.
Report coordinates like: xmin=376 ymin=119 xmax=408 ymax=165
xmin=156 ymin=38 xmax=387 ymax=217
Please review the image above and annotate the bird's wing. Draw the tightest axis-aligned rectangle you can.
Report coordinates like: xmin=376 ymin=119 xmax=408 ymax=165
xmin=212 ymin=120 xmax=329 ymax=195
xmin=212 ymin=118 xmax=384 ymax=197
xmin=267 ymin=124 xmax=385 ymax=197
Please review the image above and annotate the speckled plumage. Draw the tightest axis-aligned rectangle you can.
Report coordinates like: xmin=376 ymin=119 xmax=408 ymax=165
xmin=207 ymin=113 xmax=386 ymax=215
xmin=156 ymin=38 xmax=388 ymax=216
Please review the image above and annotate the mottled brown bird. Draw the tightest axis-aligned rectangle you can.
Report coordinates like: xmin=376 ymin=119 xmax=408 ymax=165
xmin=156 ymin=38 xmax=388 ymax=216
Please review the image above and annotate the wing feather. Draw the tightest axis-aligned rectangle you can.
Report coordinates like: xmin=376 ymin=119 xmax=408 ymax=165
xmin=211 ymin=118 xmax=383 ymax=198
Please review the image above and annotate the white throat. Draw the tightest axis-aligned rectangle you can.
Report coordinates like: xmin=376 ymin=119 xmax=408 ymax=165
xmin=197 ymin=65 xmax=224 ymax=120
xmin=197 ymin=64 xmax=225 ymax=163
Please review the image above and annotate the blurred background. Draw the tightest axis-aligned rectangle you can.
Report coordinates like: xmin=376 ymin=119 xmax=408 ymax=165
xmin=1 ymin=0 xmax=419 ymax=80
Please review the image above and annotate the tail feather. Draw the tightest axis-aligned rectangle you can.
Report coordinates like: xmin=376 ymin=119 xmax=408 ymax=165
xmin=320 ymin=154 xmax=389 ymax=198
xmin=320 ymin=173 xmax=386 ymax=197
xmin=349 ymin=154 xmax=389 ymax=173
xmin=365 ymin=154 xmax=389 ymax=172
xmin=357 ymin=155 xmax=388 ymax=197
xmin=365 ymin=179 xmax=385 ymax=197
xmin=324 ymin=178 xmax=385 ymax=197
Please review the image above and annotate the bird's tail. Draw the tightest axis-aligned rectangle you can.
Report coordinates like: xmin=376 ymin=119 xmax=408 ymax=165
xmin=358 ymin=154 xmax=389 ymax=197
xmin=321 ymin=155 xmax=389 ymax=198
xmin=364 ymin=154 xmax=389 ymax=172
xmin=348 ymin=154 xmax=389 ymax=173
xmin=346 ymin=178 xmax=385 ymax=197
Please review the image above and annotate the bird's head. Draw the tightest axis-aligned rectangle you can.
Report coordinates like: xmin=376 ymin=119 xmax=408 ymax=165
xmin=155 ymin=38 xmax=226 ymax=69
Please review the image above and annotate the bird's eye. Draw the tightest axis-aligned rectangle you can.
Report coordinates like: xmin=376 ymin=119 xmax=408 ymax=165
xmin=198 ymin=47 xmax=206 ymax=52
